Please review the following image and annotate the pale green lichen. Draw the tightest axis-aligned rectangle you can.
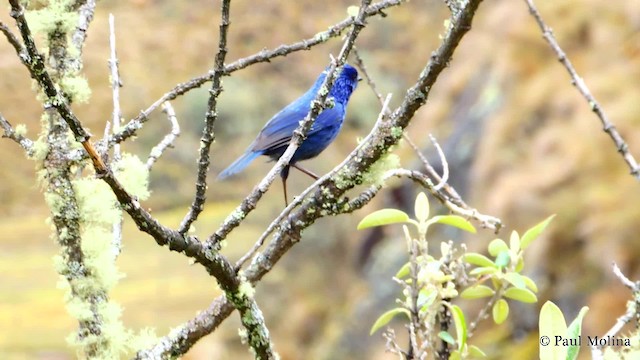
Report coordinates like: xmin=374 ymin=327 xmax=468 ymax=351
xmin=390 ymin=126 xmax=404 ymax=139
xmin=14 ymin=124 xmax=28 ymax=136
xmin=361 ymin=152 xmax=401 ymax=187
xmin=238 ymin=328 xmax=249 ymax=344
xmin=24 ymin=0 xmax=78 ymax=39
xmin=113 ymin=153 xmax=151 ymax=200
xmin=238 ymin=280 xmax=256 ymax=299
xmin=73 ymin=178 xmax=120 ymax=226
xmin=60 ymin=75 xmax=92 ymax=104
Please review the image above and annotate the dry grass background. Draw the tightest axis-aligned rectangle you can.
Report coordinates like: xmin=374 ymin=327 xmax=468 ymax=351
xmin=0 ymin=0 xmax=639 ymax=359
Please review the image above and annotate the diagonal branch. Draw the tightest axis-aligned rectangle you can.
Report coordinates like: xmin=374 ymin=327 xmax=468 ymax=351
xmin=524 ymin=0 xmax=640 ymax=180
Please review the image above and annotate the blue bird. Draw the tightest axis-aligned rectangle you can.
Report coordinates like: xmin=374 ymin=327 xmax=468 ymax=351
xmin=218 ymin=64 xmax=359 ymax=204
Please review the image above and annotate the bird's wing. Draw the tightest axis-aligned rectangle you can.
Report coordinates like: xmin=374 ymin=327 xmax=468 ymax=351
xmin=251 ymin=97 xmax=345 ymax=153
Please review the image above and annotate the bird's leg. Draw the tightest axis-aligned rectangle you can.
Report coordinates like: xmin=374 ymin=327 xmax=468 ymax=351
xmin=281 ymin=166 xmax=291 ymax=206
xmin=292 ymin=163 xmax=319 ymax=180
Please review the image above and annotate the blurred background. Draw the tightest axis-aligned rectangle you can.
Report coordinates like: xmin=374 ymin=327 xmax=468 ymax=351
xmin=1 ymin=0 xmax=639 ymax=359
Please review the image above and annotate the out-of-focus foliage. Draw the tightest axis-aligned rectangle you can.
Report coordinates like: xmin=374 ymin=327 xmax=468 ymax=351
xmin=0 ymin=0 xmax=639 ymax=359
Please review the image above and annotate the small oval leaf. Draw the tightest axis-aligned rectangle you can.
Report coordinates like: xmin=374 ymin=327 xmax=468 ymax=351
xmin=463 ymin=253 xmax=495 ymax=268
xmin=521 ymin=215 xmax=555 ymax=249
xmin=504 ymin=287 xmax=538 ymax=303
xmin=504 ymin=272 xmax=526 ymax=289
xmin=357 ymin=209 xmax=410 ymax=230
xmin=370 ymin=307 xmax=411 ymax=335
xmin=492 ymin=299 xmax=509 ymax=324
xmin=396 ymin=262 xmax=411 ymax=279
xmin=468 ymin=344 xmax=487 ymax=358
xmin=488 ymin=238 xmax=509 ymax=257
xmin=469 ymin=267 xmax=498 ymax=276
xmin=450 ymin=304 xmax=467 ymax=350
xmin=438 ymin=331 xmax=456 ymax=345
xmin=430 ymin=215 xmax=477 ymax=233
xmin=414 ymin=192 xmax=430 ymax=223
xmin=509 ymin=230 xmax=521 ymax=253
xmin=522 ymin=275 xmax=538 ymax=293
xmin=494 ymin=250 xmax=511 ymax=268
xmin=461 ymin=285 xmax=495 ymax=299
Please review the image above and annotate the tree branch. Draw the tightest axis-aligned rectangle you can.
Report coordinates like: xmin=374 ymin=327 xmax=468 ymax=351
xmin=0 ymin=112 xmax=34 ymax=155
xmin=146 ymin=101 xmax=180 ymax=170
xmin=524 ymin=0 xmax=640 ymax=180
xmin=178 ymin=0 xmax=232 ymax=235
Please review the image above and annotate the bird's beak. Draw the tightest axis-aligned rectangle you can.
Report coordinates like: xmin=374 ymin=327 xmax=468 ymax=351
xmin=357 ymin=76 xmax=363 ymax=82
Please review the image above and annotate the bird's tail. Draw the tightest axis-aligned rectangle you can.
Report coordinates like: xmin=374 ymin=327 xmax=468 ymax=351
xmin=218 ymin=151 xmax=262 ymax=180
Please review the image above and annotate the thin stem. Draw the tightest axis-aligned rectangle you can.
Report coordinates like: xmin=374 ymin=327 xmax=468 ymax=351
xmin=524 ymin=0 xmax=640 ymax=180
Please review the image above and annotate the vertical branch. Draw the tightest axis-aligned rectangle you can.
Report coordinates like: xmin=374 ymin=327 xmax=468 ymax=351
xmin=108 ymin=13 xmax=124 ymax=258
xmin=178 ymin=0 xmax=232 ymax=234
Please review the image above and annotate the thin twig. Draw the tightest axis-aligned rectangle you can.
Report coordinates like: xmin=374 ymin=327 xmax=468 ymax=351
xmin=591 ymin=263 xmax=640 ymax=359
xmin=68 ymin=0 xmax=96 ymax=73
xmin=107 ymin=13 xmax=123 ymax=259
xmin=0 ymin=20 xmax=24 ymax=56
xmin=0 ymin=112 xmax=34 ymax=154
xmin=177 ymin=0 xmax=233 ymax=235
xmin=524 ymin=0 xmax=640 ymax=180
xmin=146 ymin=102 xmax=180 ymax=170
xmin=352 ymin=46 xmax=386 ymax=106
xmin=108 ymin=0 xmax=406 ymax=147
xmin=427 ymin=134 xmax=449 ymax=191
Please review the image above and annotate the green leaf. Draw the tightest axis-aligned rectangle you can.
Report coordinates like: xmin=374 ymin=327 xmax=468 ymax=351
xmin=539 ymin=301 xmax=568 ymax=360
xmin=438 ymin=331 xmax=456 ymax=345
xmin=494 ymin=250 xmax=511 ymax=268
xmin=509 ymin=230 xmax=521 ymax=253
xmin=504 ymin=287 xmax=538 ymax=303
xmin=504 ymin=272 xmax=526 ymax=289
xmin=566 ymin=307 xmax=589 ymax=360
xmin=357 ymin=209 xmax=409 ymax=230
xmin=515 ymin=257 xmax=525 ymax=272
xmin=521 ymin=215 xmax=555 ymax=249
xmin=522 ymin=275 xmax=538 ymax=293
xmin=492 ymin=299 xmax=509 ymax=324
xmin=488 ymin=238 xmax=508 ymax=257
xmin=469 ymin=267 xmax=498 ymax=276
xmin=468 ymin=344 xmax=487 ymax=358
xmin=396 ymin=262 xmax=411 ymax=279
xmin=430 ymin=215 xmax=476 ymax=233
xmin=460 ymin=285 xmax=495 ymax=299
xmin=450 ymin=304 xmax=467 ymax=350
xmin=370 ymin=307 xmax=411 ymax=335
xmin=414 ymin=192 xmax=429 ymax=223
xmin=463 ymin=253 xmax=495 ymax=267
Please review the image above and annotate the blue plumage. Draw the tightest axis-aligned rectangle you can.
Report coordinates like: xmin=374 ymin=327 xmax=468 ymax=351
xmin=218 ymin=64 xmax=359 ymax=203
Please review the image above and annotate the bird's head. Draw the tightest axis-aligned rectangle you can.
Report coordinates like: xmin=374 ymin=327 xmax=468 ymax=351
xmin=330 ymin=63 xmax=359 ymax=103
